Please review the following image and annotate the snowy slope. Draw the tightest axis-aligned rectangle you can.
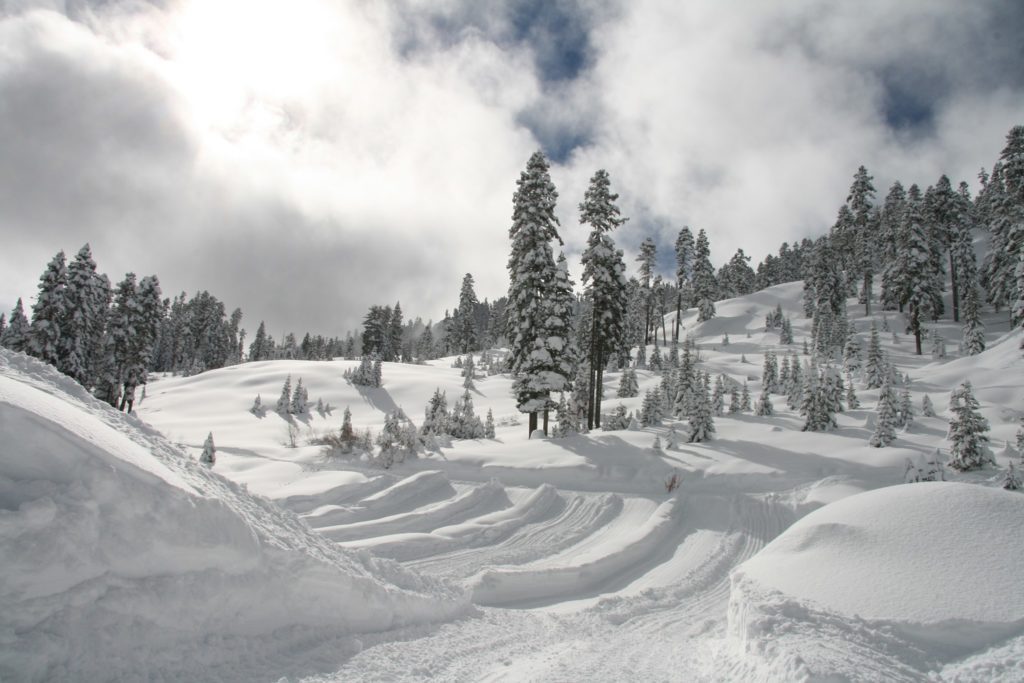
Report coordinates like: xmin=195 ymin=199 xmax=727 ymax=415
xmin=0 ymin=350 xmax=467 ymax=683
xmin=80 ymin=281 xmax=1024 ymax=680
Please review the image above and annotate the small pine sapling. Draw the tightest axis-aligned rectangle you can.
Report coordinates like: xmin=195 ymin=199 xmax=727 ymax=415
xmin=276 ymin=375 xmax=292 ymax=413
xmin=947 ymin=381 xmax=992 ymax=471
xmin=922 ymin=394 xmax=937 ymax=418
xmin=666 ymin=427 xmax=679 ymax=450
xmin=754 ymin=386 xmax=773 ymax=416
xmin=740 ymin=382 xmax=751 ymax=412
xmin=251 ymin=394 xmax=263 ymax=415
xmin=652 ymin=435 xmax=662 ymax=452
xmin=869 ymin=378 xmax=899 ymax=447
xmin=844 ymin=371 xmax=859 ymax=409
xmin=1002 ymin=462 xmax=1022 ymax=491
xmin=200 ymin=432 xmax=216 ymax=466
xmin=899 ymin=386 xmax=914 ymax=429
xmin=485 ymin=409 xmax=496 ymax=439
xmin=729 ymin=386 xmax=742 ymax=414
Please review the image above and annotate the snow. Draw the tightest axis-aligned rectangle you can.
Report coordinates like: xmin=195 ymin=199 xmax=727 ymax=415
xmin=6 ymin=277 xmax=1024 ymax=681
xmin=0 ymin=350 xmax=466 ymax=682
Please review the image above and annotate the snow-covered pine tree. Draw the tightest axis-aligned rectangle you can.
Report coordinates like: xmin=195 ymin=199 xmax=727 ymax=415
xmin=898 ymin=386 xmax=914 ymax=429
xmin=843 ymin=327 xmax=862 ymax=373
xmin=652 ymin=435 xmax=662 ymax=452
xmin=372 ymin=356 xmax=383 ymax=387
xmin=780 ymin=317 xmax=794 ymax=344
xmin=688 ymin=373 xmax=715 ymax=442
xmin=711 ymin=375 xmax=726 ymax=416
xmin=762 ymin=351 xmax=778 ymax=393
xmin=554 ymin=394 xmax=576 ymax=437
xmin=779 ymin=353 xmax=791 ymax=391
xmin=740 ymin=381 xmax=752 ymax=412
xmin=339 ymin=406 xmax=356 ymax=452
xmin=1002 ymin=462 xmax=1022 ymax=490
xmin=636 ymin=237 xmax=658 ymax=345
xmin=693 ymin=229 xmax=716 ymax=322
xmin=463 ymin=353 xmax=476 ymax=389
xmin=787 ymin=356 xmax=804 ymax=410
xmin=602 ymin=404 xmax=630 ymax=431
xmin=291 ymin=377 xmax=308 ymax=414
xmin=649 ymin=344 xmax=663 ymax=371
xmin=870 ymin=376 xmax=899 ymax=447
xmin=665 ymin=427 xmax=680 ymax=450
xmin=929 ymin=328 xmax=946 ymax=360
xmin=62 ymin=244 xmax=110 ymax=387
xmin=754 ymin=386 xmax=774 ymax=416
xmin=864 ymin=321 xmax=885 ymax=388
xmin=0 ymin=298 xmax=30 ymax=352
xmin=617 ymin=368 xmax=639 ymax=397
xmin=845 ymin=166 xmax=878 ymax=315
xmin=922 ymin=394 xmax=936 ymax=417
xmin=453 ymin=274 xmax=479 ymax=353
xmin=200 ymin=432 xmax=216 ymax=467
xmin=729 ymin=385 xmax=741 ymax=414
xmin=376 ymin=412 xmax=403 ymax=468
xmin=277 ymin=375 xmax=292 ymax=413
xmin=251 ymin=394 xmax=263 ymax=415
xmin=844 ymin=370 xmax=860 ymax=408
xmin=420 ymin=388 xmax=450 ymax=439
xmin=879 ymin=180 xmax=907 ymax=310
xmin=28 ymin=250 xmax=69 ymax=369
xmin=674 ymin=226 xmax=695 ymax=341
xmin=485 ymin=408 xmax=496 ymax=439
xmin=893 ymin=185 xmax=944 ymax=355
xmin=947 ymin=381 xmax=992 ymax=471
xmin=506 ymin=151 xmax=569 ymax=437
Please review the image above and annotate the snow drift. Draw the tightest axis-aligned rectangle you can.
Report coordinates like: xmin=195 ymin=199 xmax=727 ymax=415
xmin=0 ymin=350 xmax=467 ymax=683
xmin=728 ymin=482 xmax=1024 ymax=680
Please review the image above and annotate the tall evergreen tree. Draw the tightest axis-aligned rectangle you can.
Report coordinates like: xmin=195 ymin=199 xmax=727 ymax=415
xmin=506 ymin=150 xmax=564 ymax=436
xmin=892 ymin=185 xmax=943 ymax=354
xmin=453 ymin=274 xmax=479 ymax=353
xmin=1 ymin=298 xmax=30 ymax=352
xmin=879 ymin=181 xmax=907 ymax=310
xmin=693 ymin=229 xmax=716 ymax=321
xmin=28 ymin=250 xmax=69 ymax=368
xmin=579 ymin=168 xmax=628 ymax=429
xmin=846 ymin=166 xmax=877 ymax=314
xmin=61 ymin=244 xmax=110 ymax=387
xmin=674 ymin=226 xmax=695 ymax=341
xmin=636 ymin=237 xmax=657 ymax=345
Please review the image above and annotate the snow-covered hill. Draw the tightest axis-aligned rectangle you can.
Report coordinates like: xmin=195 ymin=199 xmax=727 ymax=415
xmin=5 ymin=280 xmax=1024 ymax=681
xmin=0 ymin=351 xmax=466 ymax=682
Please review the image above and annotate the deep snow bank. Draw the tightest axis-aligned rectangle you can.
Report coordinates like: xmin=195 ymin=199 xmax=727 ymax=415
xmin=0 ymin=350 xmax=467 ymax=683
xmin=728 ymin=482 xmax=1024 ymax=679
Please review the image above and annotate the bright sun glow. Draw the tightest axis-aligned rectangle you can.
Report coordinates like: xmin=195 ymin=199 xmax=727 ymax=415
xmin=166 ymin=0 xmax=350 ymax=127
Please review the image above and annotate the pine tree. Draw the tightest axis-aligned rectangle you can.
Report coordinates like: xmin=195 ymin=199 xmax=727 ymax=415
xmin=864 ymin=321 xmax=886 ymax=389
xmin=617 ymin=368 xmax=639 ymax=398
xmin=898 ymin=386 xmax=914 ymax=429
xmin=507 ymin=150 xmax=565 ymax=436
xmin=780 ymin=317 xmax=794 ymax=344
xmin=762 ymin=352 xmax=778 ymax=393
xmin=200 ymin=432 xmax=216 ymax=466
xmin=879 ymin=180 xmax=907 ymax=310
xmin=339 ymin=406 xmax=356 ymax=452
xmin=892 ymin=185 xmax=943 ymax=354
xmin=754 ymin=386 xmax=774 ymax=416
xmin=291 ymin=377 xmax=308 ymax=414
xmin=579 ymin=170 xmax=630 ymax=430
xmin=693 ymin=229 xmax=716 ymax=322
xmin=453 ymin=274 xmax=479 ymax=353
xmin=870 ymin=376 xmax=899 ymax=447
xmin=844 ymin=370 xmax=860 ymax=409
xmin=421 ymin=388 xmax=450 ymax=438
xmin=674 ymin=226 xmax=695 ymax=340
xmin=485 ymin=408 xmax=496 ymax=439
xmin=740 ymin=381 xmax=752 ymax=411
xmin=922 ymin=394 xmax=936 ymax=417
xmin=251 ymin=394 xmax=263 ymax=414
xmin=62 ymin=244 xmax=109 ymax=387
xmin=1002 ymin=462 xmax=1022 ymax=490
xmin=276 ymin=375 xmax=293 ymax=414
xmin=947 ymin=381 xmax=992 ymax=471
xmin=386 ymin=302 xmax=404 ymax=362
xmin=372 ymin=357 xmax=383 ymax=387
xmin=463 ymin=353 xmax=476 ymax=389
xmin=711 ymin=375 xmax=726 ymax=416
xmin=846 ymin=166 xmax=878 ymax=315
xmin=636 ymin=237 xmax=658 ymax=345
xmin=1 ymin=298 xmax=30 ymax=352
xmin=28 ymin=250 xmax=69 ymax=368
xmin=553 ymin=394 xmax=576 ymax=437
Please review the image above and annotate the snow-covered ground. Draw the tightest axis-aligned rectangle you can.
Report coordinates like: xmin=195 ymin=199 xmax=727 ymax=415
xmin=5 ymin=281 xmax=1024 ymax=681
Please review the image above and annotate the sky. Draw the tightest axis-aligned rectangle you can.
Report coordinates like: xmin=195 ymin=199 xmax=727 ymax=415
xmin=0 ymin=0 xmax=1022 ymax=338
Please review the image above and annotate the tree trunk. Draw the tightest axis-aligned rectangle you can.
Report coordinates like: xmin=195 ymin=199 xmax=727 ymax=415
xmin=594 ymin=353 xmax=604 ymax=429
xmin=863 ymin=272 xmax=872 ymax=316
xmin=674 ymin=293 xmax=682 ymax=342
xmin=542 ymin=408 xmax=549 ymax=437
xmin=528 ymin=412 xmax=538 ymax=437
xmin=643 ymin=296 xmax=651 ymax=346
xmin=949 ymin=252 xmax=959 ymax=323
xmin=912 ymin=306 xmax=922 ymax=355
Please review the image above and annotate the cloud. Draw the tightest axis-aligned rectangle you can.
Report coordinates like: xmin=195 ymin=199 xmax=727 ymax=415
xmin=0 ymin=0 xmax=1021 ymax=336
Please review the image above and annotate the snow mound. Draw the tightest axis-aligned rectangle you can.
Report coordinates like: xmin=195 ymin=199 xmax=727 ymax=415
xmin=728 ymin=482 xmax=1024 ymax=678
xmin=0 ymin=350 xmax=467 ymax=683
